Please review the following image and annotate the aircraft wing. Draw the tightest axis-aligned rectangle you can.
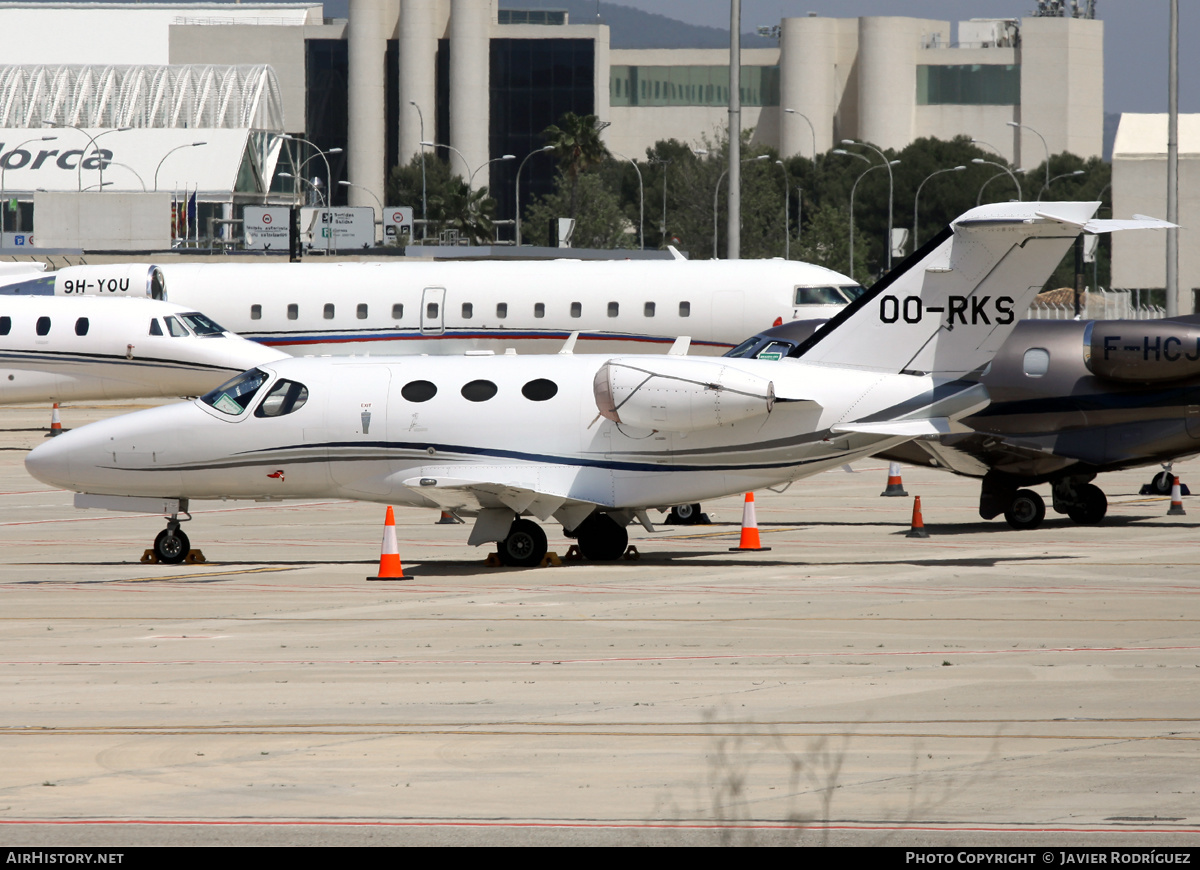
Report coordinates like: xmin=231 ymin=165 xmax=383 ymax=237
xmin=401 ymin=464 xmax=604 ymax=529
xmin=832 ymin=417 xmax=970 ymax=438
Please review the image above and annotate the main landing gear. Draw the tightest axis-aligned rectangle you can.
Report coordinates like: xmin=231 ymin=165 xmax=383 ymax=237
xmin=152 ymin=512 xmax=193 ymax=563
xmin=982 ymin=475 xmax=1108 ymax=530
xmin=664 ymin=502 xmax=709 ymax=525
xmin=494 ymin=513 xmax=629 ymax=566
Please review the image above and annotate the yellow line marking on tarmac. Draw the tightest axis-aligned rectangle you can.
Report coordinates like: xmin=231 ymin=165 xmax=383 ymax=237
xmin=118 ymin=566 xmax=299 ymax=583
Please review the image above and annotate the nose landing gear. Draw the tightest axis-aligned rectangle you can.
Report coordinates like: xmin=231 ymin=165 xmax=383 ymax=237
xmin=148 ymin=509 xmax=199 ymax=564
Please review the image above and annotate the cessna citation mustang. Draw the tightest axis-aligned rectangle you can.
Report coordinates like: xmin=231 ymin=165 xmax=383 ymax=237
xmin=0 ymin=295 xmax=288 ymax=404
xmin=31 ymin=257 xmax=862 ymax=355
xmin=25 ymin=202 xmax=1171 ymax=565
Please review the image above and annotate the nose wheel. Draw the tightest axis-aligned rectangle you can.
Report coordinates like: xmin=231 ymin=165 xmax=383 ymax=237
xmin=153 ymin=524 xmax=192 ymax=564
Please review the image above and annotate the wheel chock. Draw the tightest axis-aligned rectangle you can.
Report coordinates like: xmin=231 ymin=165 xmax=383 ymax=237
xmin=539 ymin=552 xmax=562 ymax=568
xmin=140 ymin=549 xmax=158 ymax=564
xmin=622 ymin=545 xmax=640 ymax=560
xmin=184 ymin=549 xmax=207 ymax=564
xmin=563 ymin=545 xmax=583 ymax=562
xmin=139 ymin=549 xmax=207 ymax=565
xmin=484 ymin=552 xmax=503 ymax=567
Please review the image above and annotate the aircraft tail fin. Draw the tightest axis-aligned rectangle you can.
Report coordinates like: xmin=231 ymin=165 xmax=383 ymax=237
xmin=792 ymin=202 xmax=1171 ymax=378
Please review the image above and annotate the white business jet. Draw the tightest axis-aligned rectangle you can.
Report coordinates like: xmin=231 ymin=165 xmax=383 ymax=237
xmin=0 ymin=295 xmax=288 ymax=404
xmin=26 ymin=202 xmax=1168 ymax=565
xmin=40 ymin=257 xmax=862 ymax=356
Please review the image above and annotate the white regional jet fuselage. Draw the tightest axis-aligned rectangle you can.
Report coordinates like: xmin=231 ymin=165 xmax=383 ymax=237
xmin=45 ymin=258 xmax=861 ymax=356
xmin=29 ymin=202 xmax=1172 ymax=566
xmin=0 ymin=295 xmax=288 ymax=404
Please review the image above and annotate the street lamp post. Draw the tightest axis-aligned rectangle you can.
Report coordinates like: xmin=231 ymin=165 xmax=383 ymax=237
xmin=468 ymin=154 xmax=515 ymax=191
xmin=775 ymin=159 xmax=791 ymax=259
xmin=0 ymin=135 xmax=55 ymax=235
xmin=281 ymin=135 xmax=339 ymax=203
xmin=843 ymin=140 xmax=896 ymax=271
xmin=712 ymin=154 xmax=768 ymax=259
xmin=515 ymin=144 xmax=554 ymax=247
xmin=1007 ymin=121 xmax=1050 ymax=194
xmin=972 ymin=158 xmax=1023 ymax=202
xmin=784 ymin=108 xmax=817 ymax=159
xmin=613 ymin=152 xmax=644 ymax=250
xmin=409 ymin=100 xmax=427 ymax=239
xmin=1038 ymin=169 xmax=1085 ymax=201
xmin=153 ymin=141 xmax=207 ymax=191
xmin=46 ymin=124 xmax=132 ymax=192
xmin=913 ymin=165 xmax=965 ymax=249
xmin=420 ymin=140 xmax=471 ymax=182
xmin=338 ymin=180 xmax=383 ymax=244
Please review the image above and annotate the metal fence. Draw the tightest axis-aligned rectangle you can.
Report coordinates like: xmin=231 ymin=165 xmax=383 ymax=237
xmin=1027 ymin=290 xmax=1166 ymax=321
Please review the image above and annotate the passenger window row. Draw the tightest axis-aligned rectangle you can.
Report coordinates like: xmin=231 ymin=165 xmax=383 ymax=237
xmin=243 ymin=301 xmax=692 ymax=323
xmin=0 ymin=316 xmax=90 ymax=337
xmin=400 ymin=378 xmax=559 ymax=403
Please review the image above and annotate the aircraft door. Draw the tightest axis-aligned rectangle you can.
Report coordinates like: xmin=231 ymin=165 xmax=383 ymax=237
xmin=421 ymin=286 xmax=446 ymax=335
xmin=712 ymin=291 xmax=745 ymax=342
xmin=327 ymin=364 xmax=394 ymax=497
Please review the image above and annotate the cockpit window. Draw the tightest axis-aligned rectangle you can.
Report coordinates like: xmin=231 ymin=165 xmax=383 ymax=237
xmin=179 ymin=312 xmax=226 ymax=336
xmin=164 ymin=316 xmax=189 ymax=337
xmin=254 ymin=379 xmax=309 ymax=417
xmin=839 ymin=284 xmax=867 ymax=301
xmin=201 ymin=369 xmax=270 ymax=416
xmin=149 ymin=319 xmax=163 ymax=336
xmin=795 ymin=286 xmax=849 ymax=305
xmin=723 ymin=336 xmax=798 ymax=360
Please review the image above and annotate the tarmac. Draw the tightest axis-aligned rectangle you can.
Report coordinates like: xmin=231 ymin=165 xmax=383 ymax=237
xmin=1 ymin=400 xmax=1199 ymax=847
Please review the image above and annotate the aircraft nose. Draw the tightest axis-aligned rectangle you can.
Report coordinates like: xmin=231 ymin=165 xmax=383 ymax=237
xmin=25 ymin=432 xmax=74 ymax=489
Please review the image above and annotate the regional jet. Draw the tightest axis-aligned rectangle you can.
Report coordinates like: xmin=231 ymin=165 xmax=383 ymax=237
xmin=25 ymin=203 xmax=1172 ymax=564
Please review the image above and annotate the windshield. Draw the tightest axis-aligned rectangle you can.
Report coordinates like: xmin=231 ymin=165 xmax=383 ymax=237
xmin=179 ymin=311 xmax=227 ymax=336
xmin=201 ymin=368 xmax=270 ymax=416
xmin=839 ymin=284 xmax=867 ymax=301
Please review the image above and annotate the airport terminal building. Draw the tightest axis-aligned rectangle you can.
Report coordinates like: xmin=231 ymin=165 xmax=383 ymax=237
xmin=0 ymin=0 xmax=1102 ymax=242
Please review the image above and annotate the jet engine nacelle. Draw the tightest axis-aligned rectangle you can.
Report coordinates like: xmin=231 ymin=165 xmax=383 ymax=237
xmin=593 ymin=357 xmax=775 ymax=432
xmin=54 ymin=264 xmax=166 ymax=300
xmin=1087 ymin=320 xmax=1200 ymax=382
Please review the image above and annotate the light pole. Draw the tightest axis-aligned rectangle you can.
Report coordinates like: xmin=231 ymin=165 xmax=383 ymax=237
xmin=279 ymin=172 xmax=323 ymax=205
xmin=281 ymin=135 xmax=339 ymax=203
xmin=107 ymin=162 xmax=146 ymax=191
xmin=420 ymin=140 xmax=471 ymax=181
xmin=1038 ymin=169 xmax=1085 ymax=201
xmin=843 ymin=139 xmax=895 ymax=270
xmin=46 ymin=124 xmax=132 ymax=191
xmin=837 ymin=155 xmax=898 ymax=279
xmin=515 ymin=144 xmax=554 ymax=247
xmin=1007 ymin=121 xmax=1050 ymax=194
xmin=784 ymin=108 xmax=817 ymax=159
xmin=970 ymin=138 xmax=1003 ymax=156
xmin=913 ymin=165 xmax=965 ymax=249
xmin=338 ymin=180 xmax=383 ymax=244
xmin=0 ymin=135 xmax=54 ymax=235
xmin=468 ymin=154 xmax=515 ymax=191
xmin=652 ymin=157 xmax=670 ymax=245
xmin=713 ymin=154 xmax=768 ymax=259
xmin=613 ymin=152 xmax=644 ymax=250
xmin=972 ymin=158 xmax=1022 ymax=202
xmin=409 ymin=100 xmax=427 ymax=238
xmin=775 ymin=159 xmax=791 ymax=259
xmin=153 ymin=141 xmax=206 ymax=191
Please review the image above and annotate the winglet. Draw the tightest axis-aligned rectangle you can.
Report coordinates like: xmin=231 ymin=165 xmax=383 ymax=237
xmin=666 ymin=245 xmax=686 ymax=261
xmin=558 ymin=331 xmax=580 ymax=354
xmin=667 ymin=336 xmax=691 ymax=356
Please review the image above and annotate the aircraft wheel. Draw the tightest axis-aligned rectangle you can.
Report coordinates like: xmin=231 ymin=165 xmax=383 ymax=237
xmin=498 ymin=519 xmax=547 ymax=568
xmin=1066 ymin=484 xmax=1107 ymax=525
xmin=666 ymin=503 xmax=703 ymax=525
xmin=576 ymin=513 xmax=628 ymax=561
xmin=154 ymin=527 xmax=190 ymax=564
xmin=1151 ymin=471 xmax=1175 ymax=495
xmin=1003 ymin=490 xmax=1045 ymax=530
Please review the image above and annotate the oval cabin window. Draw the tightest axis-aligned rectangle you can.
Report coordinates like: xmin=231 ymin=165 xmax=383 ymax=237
xmin=461 ymin=379 xmax=498 ymax=402
xmin=401 ymin=380 xmax=438 ymax=403
xmin=36 ymin=316 xmax=50 ymax=336
xmin=75 ymin=317 xmax=89 ymax=336
xmin=521 ymin=379 xmax=558 ymax=401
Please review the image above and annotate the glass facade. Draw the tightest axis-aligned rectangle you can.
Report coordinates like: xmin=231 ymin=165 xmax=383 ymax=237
xmin=499 ymin=9 xmax=567 ymax=25
xmin=488 ymin=37 xmax=595 ymax=224
xmin=916 ymin=64 xmax=1020 ymax=106
xmin=304 ymin=39 xmax=349 ymax=205
xmin=610 ymin=65 xmax=780 ymax=107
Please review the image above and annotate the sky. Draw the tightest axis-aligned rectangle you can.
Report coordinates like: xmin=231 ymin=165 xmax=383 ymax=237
xmin=601 ymin=1 xmax=1197 ymax=115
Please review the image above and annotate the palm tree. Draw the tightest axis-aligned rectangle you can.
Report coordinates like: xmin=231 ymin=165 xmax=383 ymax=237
xmin=542 ymin=112 xmax=610 ymax=221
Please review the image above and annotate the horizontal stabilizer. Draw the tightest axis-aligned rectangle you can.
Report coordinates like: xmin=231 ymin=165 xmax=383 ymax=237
xmin=1033 ymin=210 xmax=1177 ymax=233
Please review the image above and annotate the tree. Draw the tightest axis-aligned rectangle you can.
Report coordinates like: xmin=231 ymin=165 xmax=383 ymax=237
xmin=523 ymin=169 xmax=636 ymax=250
xmin=542 ymin=112 xmax=610 ymax=221
xmin=387 ymin=153 xmax=496 ymax=243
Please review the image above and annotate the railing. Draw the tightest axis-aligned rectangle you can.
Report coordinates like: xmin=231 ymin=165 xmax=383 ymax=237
xmin=1027 ymin=290 xmax=1166 ymax=321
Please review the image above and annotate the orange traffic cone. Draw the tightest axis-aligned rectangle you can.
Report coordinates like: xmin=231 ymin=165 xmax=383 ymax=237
xmin=880 ymin=462 xmax=908 ymax=497
xmin=437 ymin=510 xmax=463 ymax=524
xmin=367 ymin=506 xmax=410 ymax=580
xmin=46 ymin=403 xmax=63 ymax=438
xmin=1168 ymin=476 xmax=1186 ymax=516
xmin=907 ymin=496 xmax=930 ymax=538
xmin=729 ymin=492 xmax=771 ymax=552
